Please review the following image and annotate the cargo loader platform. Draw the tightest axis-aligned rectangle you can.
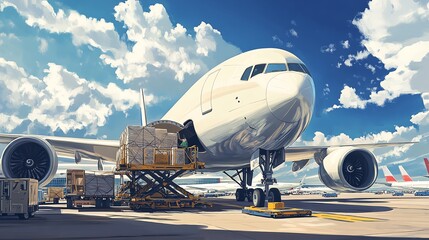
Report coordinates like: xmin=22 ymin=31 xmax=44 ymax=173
xmin=115 ymin=124 xmax=211 ymax=210
xmin=242 ymin=202 xmax=312 ymax=219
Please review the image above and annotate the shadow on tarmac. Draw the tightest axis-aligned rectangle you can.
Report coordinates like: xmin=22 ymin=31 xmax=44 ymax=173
xmin=0 ymin=206 xmax=416 ymax=240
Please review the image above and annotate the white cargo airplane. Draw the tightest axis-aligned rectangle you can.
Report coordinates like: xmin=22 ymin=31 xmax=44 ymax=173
xmin=381 ymin=166 xmax=429 ymax=190
xmin=0 ymin=48 xmax=413 ymax=207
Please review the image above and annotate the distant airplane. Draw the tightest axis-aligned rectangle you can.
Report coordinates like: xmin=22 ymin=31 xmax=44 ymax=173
xmin=182 ymin=175 xmax=306 ymax=200
xmin=381 ymin=166 xmax=429 ymax=190
xmin=398 ymin=165 xmax=413 ymax=182
xmin=424 ymin=158 xmax=429 ymax=178
xmin=0 ymin=48 xmax=414 ymax=207
xmin=291 ymin=184 xmax=335 ymax=194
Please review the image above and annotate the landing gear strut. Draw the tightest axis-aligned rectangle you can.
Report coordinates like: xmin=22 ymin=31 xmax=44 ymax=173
xmin=252 ymin=148 xmax=284 ymax=207
xmin=224 ymin=167 xmax=253 ymax=202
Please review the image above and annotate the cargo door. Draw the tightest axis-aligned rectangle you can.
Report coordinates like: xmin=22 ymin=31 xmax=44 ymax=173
xmin=1 ymin=181 xmax=11 ymax=213
xmin=200 ymin=69 xmax=220 ymax=115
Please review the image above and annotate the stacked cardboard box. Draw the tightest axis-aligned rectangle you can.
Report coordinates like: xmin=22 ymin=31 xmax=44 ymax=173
xmin=155 ymin=129 xmax=178 ymax=149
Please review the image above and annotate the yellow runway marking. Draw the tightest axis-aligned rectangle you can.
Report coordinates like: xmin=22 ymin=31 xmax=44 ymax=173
xmin=313 ymin=213 xmax=382 ymax=222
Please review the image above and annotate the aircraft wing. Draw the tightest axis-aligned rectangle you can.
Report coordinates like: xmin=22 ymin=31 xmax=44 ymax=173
xmin=0 ymin=134 xmax=119 ymax=162
xmin=284 ymin=142 xmax=416 ymax=162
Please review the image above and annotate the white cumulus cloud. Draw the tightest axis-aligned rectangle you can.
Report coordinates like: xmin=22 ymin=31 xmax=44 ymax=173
xmin=0 ymin=58 xmax=143 ymax=135
xmin=341 ymin=40 xmax=350 ymax=49
xmin=350 ymin=0 xmax=429 ymax=107
xmin=321 ymin=43 xmax=336 ymax=53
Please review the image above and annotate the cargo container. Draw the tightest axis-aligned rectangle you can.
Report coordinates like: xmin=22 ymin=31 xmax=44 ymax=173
xmin=47 ymin=187 xmax=64 ymax=204
xmin=65 ymin=170 xmax=114 ymax=209
xmin=0 ymin=178 xmax=39 ymax=220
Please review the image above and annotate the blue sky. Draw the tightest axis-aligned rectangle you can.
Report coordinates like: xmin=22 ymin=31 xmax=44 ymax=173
xmin=0 ymin=0 xmax=428 ymax=184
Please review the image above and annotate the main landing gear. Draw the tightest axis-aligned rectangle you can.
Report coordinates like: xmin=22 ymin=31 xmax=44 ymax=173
xmin=223 ymin=167 xmax=254 ymax=202
xmin=225 ymin=148 xmax=285 ymax=207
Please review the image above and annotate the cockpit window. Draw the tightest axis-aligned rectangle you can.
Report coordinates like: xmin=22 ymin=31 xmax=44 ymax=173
xmin=287 ymin=63 xmax=306 ymax=74
xmin=241 ymin=66 xmax=253 ymax=81
xmin=299 ymin=64 xmax=311 ymax=76
xmin=265 ymin=63 xmax=287 ymax=73
xmin=251 ymin=64 xmax=266 ymax=78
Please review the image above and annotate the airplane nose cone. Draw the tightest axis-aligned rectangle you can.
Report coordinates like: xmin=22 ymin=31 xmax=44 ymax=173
xmin=266 ymin=73 xmax=315 ymax=122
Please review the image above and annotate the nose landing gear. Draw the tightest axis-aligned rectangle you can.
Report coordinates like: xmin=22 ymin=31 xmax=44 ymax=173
xmin=225 ymin=148 xmax=284 ymax=207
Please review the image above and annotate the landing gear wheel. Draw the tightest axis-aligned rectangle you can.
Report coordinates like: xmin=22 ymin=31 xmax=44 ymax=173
xmin=103 ymin=200 xmax=111 ymax=208
xmin=252 ymin=188 xmax=265 ymax=207
xmin=66 ymin=198 xmax=73 ymax=209
xmin=95 ymin=199 xmax=103 ymax=208
xmin=268 ymin=188 xmax=281 ymax=202
xmin=18 ymin=213 xmax=29 ymax=220
xmin=235 ymin=189 xmax=246 ymax=202
xmin=246 ymin=189 xmax=254 ymax=202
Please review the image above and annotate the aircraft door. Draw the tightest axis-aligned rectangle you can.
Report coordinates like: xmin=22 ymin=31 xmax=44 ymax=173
xmin=200 ymin=69 xmax=220 ymax=114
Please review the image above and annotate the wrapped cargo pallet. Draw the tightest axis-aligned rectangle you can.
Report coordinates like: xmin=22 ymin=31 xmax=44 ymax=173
xmin=154 ymin=129 xmax=178 ymax=149
xmin=84 ymin=172 xmax=114 ymax=197
xmin=155 ymin=128 xmax=168 ymax=148
xmin=120 ymin=126 xmax=145 ymax=167
xmin=143 ymin=127 xmax=156 ymax=148
xmin=171 ymin=148 xmax=186 ymax=165
xmin=144 ymin=148 xmax=155 ymax=165
xmin=164 ymin=133 xmax=178 ymax=149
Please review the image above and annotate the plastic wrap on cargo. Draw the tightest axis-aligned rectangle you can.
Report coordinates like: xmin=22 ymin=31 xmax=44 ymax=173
xmin=143 ymin=127 xmax=156 ymax=148
xmin=84 ymin=173 xmax=114 ymax=197
xmin=171 ymin=148 xmax=186 ymax=165
xmin=155 ymin=128 xmax=168 ymax=148
xmin=127 ymin=145 xmax=144 ymax=167
xmin=144 ymin=148 xmax=154 ymax=165
xmin=164 ymin=133 xmax=178 ymax=148
xmin=120 ymin=126 xmax=144 ymax=146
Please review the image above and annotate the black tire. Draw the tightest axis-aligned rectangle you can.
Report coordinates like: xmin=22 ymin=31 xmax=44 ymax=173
xmin=18 ymin=213 xmax=29 ymax=220
xmin=103 ymin=200 xmax=111 ymax=208
xmin=235 ymin=189 xmax=246 ymax=202
xmin=252 ymin=188 xmax=265 ymax=207
xmin=53 ymin=198 xmax=59 ymax=204
xmin=246 ymin=189 xmax=254 ymax=202
xmin=95 ymin=199 xmax=103 ymax=208
xmin=66 ymin=198 xmax=73 ymax=209
xmin=268 ymin=188 xmax=281 ymax=202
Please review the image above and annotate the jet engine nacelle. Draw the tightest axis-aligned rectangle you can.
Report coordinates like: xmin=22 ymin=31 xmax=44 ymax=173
xmin=1 ymin=137 xmax=58 ymax=187
xmin=318 ymin=147 xmax=378 ymax=192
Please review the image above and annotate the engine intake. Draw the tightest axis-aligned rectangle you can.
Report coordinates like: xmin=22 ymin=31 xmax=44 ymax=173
xmin=318 ymin=147 xmax=378 ymax=192
xmin=1 ymin=137 xmax=58 ymax=187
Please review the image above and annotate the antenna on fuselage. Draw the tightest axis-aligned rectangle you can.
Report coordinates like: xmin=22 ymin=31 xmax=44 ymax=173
xmin=140 ymin=88 xmax=147 ymax=127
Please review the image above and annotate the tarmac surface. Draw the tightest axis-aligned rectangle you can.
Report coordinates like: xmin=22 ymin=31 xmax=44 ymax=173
xmin=1 ymin=193 xmax=428 ymax=240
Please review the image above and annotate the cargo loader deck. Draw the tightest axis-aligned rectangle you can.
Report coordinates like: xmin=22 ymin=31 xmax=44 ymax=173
xmin=116 ymin=151 xmax=211 ymax=210
xmin=115 ymin=125 xmax=211 ymax=210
